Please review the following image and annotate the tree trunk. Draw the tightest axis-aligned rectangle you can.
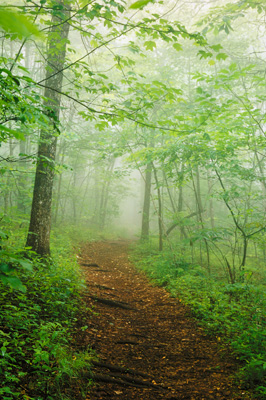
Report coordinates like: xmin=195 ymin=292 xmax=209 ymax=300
xmin=26 ymin=2 xmax=70 ymax=256
xmin=206 ymin=168 xmax=215 ymax=229
xmin=192 ymin=166 xmax=210 ymax=272
xmin=4 ymin=139 xmax=14 ymax=214
xmin=177 ymin=163 xmax=186 ymax=240
xmin=141 ymin=162 xmax=152 ymax=240
xmin=99 ymin=158 xmax=115 ymax=230
xmin=17 ymin=42 xmax=30 ymax=214
xmin=17 ymin=139 xmax=27 ymax=214
xmin=53 ymin=139 xmax=66 ymax=225
xmin=153 ymin=164 xmax=163 ymax=251
xmin=53 ymin=105 xmax=74 ymax=225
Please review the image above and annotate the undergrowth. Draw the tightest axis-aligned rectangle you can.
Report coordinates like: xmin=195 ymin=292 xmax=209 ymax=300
xmin=0 ymin=224 xmax=94 ymax=400
xmin=131 ymin=241 xmax=266 ymax=399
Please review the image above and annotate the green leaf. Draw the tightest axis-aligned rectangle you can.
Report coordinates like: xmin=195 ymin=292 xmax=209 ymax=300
xmin=0 ymin=330 xmax=10 ymax=338
xmin=144 ymin=40 xmax=156 ymax=51
xmin=0 ymin=125 xmax=25 ymax=140
xmin=216 ymin=52 xmax=228 ymax=61
xmin=79 ymin=0 xmax=90 ymax=7
xmin=198 ymin=50 xmax=213 ymax=59
xmin=0 ymin=275 xmax=26 ymax=293
xmin=173 ymin=43 xmax=183 ymax=51
xmin=0 ymin=229 xmax=8 ymax=240
xmin=129 ymin=0 xmax=154 ymax=10
xmin=196 ymin=87 xmax=204 ymax=94
xmin=1 ymin=387 xmax=13 ymax=394
xmin=203 ymin=132 xmax=211 ymax=140
xmin=123 ymin=100 xmax=132 ymax=108
xmin=0 ymin=9 xmax=41 ymax=39
xmin=17 ymin=259 xmax=33 ymax=271
xmin=211 ymin=44 xmax=223 ymax=52
xmin=0 ymin=263 xmax=11 ymax=274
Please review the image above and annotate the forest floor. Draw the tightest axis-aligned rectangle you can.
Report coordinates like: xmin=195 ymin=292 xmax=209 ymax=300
xmin=77 ymin=240 xmax=254 ymax=400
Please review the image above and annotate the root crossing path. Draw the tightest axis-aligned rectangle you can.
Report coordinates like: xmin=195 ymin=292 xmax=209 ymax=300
xmin=79 ymin=240 xmax=252 ymax=400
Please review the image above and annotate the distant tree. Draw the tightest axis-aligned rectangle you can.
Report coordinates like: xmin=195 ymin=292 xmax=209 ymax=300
xmin=141 ymin=162 xmax=152 ymax=240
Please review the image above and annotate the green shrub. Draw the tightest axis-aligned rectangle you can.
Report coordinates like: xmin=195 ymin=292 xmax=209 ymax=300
xmin=0 ymin=230 xmax=92 ymax=400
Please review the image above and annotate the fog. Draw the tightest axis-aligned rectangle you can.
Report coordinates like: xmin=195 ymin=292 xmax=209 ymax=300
xmin=3 ymin=3 xmax=266 ymax=397
xmin=1 ymin=0 xmax=266 ymax=272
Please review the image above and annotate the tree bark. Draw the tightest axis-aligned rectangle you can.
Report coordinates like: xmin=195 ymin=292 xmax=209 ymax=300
xmin=177 ymin=163 xmax=186 ymax=239
xmin=17 ymin=139 xmax=27 ymax=214
xmin=207 ymin=168 xmax=215 ymax=229
xmin=26 ymin=2 xmax=70 ymax=255
xmin=141 ymin=162 xmax=152 ymax=240
xmin=153 ymin=164 xmax=163 ymax=251
xmin=192 ymin=166 xmax=210 ymax=271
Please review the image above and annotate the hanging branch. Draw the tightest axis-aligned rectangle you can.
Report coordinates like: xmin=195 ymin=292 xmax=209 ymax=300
xmin=165 ymin=210 xmax=204 ymax=236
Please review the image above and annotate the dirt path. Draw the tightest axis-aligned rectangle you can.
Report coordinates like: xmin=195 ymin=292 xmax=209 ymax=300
xmin=78 ymin=240 xmax=253 ymax=400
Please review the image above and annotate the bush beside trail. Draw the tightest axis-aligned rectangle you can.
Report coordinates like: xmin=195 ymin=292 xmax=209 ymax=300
xmin=0 ymin=228 xmax=93 ymax=400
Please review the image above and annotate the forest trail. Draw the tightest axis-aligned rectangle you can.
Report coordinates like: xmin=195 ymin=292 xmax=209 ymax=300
xmin=78 ymin=240 xmax=253 ymax=400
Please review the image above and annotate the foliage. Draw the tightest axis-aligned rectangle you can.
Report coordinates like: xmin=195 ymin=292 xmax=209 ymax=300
xmin=129 ymin=0 xmax=156 ymax=10
xmin=0 ymin=66 xmax=49 ymax=142
xmin=0 ymin=9 xmax=41 ymax=39
xmin=0 ymin=230 xmax=92 ymax=400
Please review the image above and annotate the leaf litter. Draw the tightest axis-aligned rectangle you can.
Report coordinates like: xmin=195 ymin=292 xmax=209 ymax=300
xmin=77 ymin=240 xmax=253 ymax=400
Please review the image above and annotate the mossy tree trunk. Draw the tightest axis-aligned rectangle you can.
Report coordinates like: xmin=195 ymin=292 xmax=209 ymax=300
xmin=26 ymin=2 xmax=70 ymax=256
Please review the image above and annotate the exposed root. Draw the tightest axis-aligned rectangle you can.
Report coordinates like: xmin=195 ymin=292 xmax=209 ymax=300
xmin=130 ymin=333 xmax=148 ymax=339
xmin=91 ymin=360 xmax=152 ymax=379
xmin=81 ymin=262 xmax=101 ymax=268
xmin=116 ymin=339 xmax=139 ymax=345
xmin=89 ymin=269 xmax=109 ymax=272
xmin=89 ymin=295 xmax=136 ymax=310
xmin=93 ymin=284 xmax=115 ymax=291
xmin=92 ymin=373 xmax=167 ymax=390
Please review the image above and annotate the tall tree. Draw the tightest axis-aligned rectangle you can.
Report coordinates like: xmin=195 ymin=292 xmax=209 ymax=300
xmin=141 ymin=162 xmax=152 ymax=240
xmin=26 ymin=1 xmax=71 ymax=255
